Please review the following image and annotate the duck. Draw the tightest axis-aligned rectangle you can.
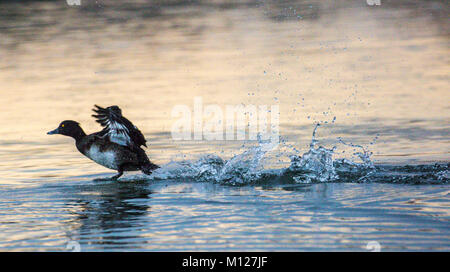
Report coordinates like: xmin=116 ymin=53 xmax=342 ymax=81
xmin=47 ymin=105 xmax=159 ymax=181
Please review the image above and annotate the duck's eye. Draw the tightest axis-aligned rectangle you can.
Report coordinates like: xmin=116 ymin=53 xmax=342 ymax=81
xmin=61 ymin=124 xmax=65 ymax=128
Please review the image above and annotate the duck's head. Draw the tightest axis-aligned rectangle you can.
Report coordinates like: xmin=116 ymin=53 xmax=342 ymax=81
xmin=47 ymin=120 xmax=85 ymax=139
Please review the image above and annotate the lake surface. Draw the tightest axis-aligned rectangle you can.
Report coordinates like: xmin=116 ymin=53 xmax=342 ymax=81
xmin=0 ymin=0 xmax=448 ymax=251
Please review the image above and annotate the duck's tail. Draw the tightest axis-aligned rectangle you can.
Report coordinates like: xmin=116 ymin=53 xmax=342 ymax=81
xmin=141 ymin=161 xmax=160 ymax=175
xmin=134 ymin=147 xmax=159 ymax=175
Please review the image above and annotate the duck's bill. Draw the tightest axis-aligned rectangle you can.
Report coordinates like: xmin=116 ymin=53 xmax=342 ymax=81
xmin=47 ymin=128 xmax=59 ymax=135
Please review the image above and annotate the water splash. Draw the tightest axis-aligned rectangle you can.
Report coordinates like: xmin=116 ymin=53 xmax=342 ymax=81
xmin=337 ymin=137 xmax=375 ymax=169
xmin=147 ymin=136 xmax=275 ymax=185
xmin=216 ymin=139 xmax=270 ymax=184
xmin=287 ymin=124 xmax=338 ymax=183
xmin=125 ymin=125 xmax=448 ymax=185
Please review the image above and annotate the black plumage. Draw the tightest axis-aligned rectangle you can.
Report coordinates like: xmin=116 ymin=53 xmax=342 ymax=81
xmin=92 ymin=105 xmax=147 ymax=148
xmin=47 ymin=106 xmax=159 ymax=181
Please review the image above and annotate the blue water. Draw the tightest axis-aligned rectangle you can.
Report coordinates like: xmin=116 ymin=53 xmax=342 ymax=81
xmin=0 ymin=0 xmax=449 ymax=251
xmin=1 ymin=179 xmax=449 ymax=251
xmin=0 ymin=128 xmax=448 ymax=251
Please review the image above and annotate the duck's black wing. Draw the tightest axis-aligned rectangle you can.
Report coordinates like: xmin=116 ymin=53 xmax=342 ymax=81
xmin=92 ymin=105 xmax=147 ymax=148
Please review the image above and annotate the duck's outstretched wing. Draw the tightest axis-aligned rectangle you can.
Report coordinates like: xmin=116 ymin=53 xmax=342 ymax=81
xmin=92 ymin=105 xmax=147 ymax=148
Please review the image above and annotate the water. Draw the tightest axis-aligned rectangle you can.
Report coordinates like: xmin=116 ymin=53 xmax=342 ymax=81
xmin=0 ymin=0 xmax=449 ymax=251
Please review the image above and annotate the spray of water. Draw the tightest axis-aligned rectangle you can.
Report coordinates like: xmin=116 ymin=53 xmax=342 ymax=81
xmin=124 ymin=125 xmax=448 ymax=185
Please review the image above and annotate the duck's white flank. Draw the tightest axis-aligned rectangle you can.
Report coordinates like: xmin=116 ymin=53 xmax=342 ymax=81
xmin=86 ymin=145 xmax=118 ymax=170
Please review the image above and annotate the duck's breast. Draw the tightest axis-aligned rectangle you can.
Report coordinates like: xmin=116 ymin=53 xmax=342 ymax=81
xmin=85 ymin=144 xmax=118 ymax=170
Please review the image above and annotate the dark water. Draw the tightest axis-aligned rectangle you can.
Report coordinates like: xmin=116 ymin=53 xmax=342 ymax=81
xmin=1 ymin=179 xmax=449 ymax=251
xmin=0 ymin=0 xmax=449 ymax=251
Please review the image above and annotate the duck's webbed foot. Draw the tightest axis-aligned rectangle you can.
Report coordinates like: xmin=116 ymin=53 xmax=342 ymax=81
xmin=93 ymin=169 xmax=123 ymax=181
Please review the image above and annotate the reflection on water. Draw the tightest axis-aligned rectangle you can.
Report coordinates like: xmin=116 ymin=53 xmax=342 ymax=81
xmin=69 ymin=182 xmax=152 ymax=249
xmin=0 ymin=181 xmax=449 ymax=251
xmin=0 ymin=0 xmax=449 ymax=251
